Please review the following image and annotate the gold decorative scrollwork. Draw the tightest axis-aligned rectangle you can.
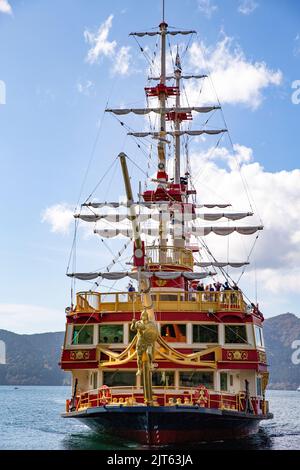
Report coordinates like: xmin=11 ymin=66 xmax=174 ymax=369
xmin=70 ymin=350 xmax=90 ymax=361
xmin=226 ymin=350 xmax=248 ymax=361
xmin=258 ymin=351 xmax=267 ymax=363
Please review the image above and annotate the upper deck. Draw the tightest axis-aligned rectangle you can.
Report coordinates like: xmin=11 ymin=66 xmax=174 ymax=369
xmin=146 ymin=245 xmax=194 ymax=270
xmin=73 ymin=290 xmax=247 ymax=314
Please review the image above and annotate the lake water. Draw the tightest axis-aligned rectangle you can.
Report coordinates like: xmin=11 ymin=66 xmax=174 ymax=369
xmin=0 ymin=387 xmax=299 ymax=450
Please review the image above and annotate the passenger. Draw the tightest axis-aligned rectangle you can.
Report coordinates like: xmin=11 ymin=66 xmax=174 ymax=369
xmin=128 ymin=282 xmax=136 ymax=292
xmin=231 ymin=282 xmax=239 ymax=304
xmin=127 ymin=282 xmax=136 ymax=301
xmin=214 ymin=282 xmax=222 ymax=302
xmin=196 ymin=282 xmax=204 ymax=301
xmin=209 ymin=284 xmax=215 ymax=301
xmin=103 ymin=336 xmax=108 ymax=343
xmin=204 ymin=284 xmax=210 ymax=301
xmin=188 ymin=284 xmax=195 ymax=301
xmin=113 ymin=336 xmax=119 ymax=343
xmin=223 ymin=281 xmax=231 ymax=291
xmin=222 ymin=281 xmax=231 ymax=303
xmin=214 ymin=282 xmax=222 ymax=291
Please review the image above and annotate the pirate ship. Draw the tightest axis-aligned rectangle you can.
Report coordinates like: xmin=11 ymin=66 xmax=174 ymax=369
xmin=60 ymin=4 xmax=273 ymax=445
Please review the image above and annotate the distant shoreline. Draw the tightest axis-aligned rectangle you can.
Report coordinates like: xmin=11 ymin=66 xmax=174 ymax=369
xmin=0 ymin=385 xmax=298 ymax=391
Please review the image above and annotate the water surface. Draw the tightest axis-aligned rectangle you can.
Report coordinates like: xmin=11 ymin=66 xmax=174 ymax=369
xmin=0 ymin=387 xmax=299 ymax=450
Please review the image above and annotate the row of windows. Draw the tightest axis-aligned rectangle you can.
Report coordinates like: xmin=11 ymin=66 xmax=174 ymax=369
xmin=102 ymin=371 xmax=215 ymax=390
xmin=72 ymin=323 xmax=250 ymax=345
xmin=100 ymin=371 xmax=240 ymax=393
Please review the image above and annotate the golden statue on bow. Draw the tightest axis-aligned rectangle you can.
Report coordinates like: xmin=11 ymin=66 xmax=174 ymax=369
xmin=130 ymin=309 xmax=159 ymax=377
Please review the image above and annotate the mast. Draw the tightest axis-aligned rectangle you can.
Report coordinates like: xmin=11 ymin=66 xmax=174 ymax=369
xmin=174 ymin=48 xmax=182 ymax=184
xmin=158 ymin=5 xmax=168 ymax=255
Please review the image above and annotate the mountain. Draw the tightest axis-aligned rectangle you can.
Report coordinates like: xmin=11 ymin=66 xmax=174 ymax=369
xmin=0 ymin=330 xmax=70 ymax=385
xmin=0 ymin=313 xmax=299 ymax=388
xmin=264 ymin=313 xmax=300 ymax=390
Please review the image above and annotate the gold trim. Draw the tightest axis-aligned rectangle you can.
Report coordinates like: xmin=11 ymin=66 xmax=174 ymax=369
xmin=226 ymin=350 xmax=248 ymax=361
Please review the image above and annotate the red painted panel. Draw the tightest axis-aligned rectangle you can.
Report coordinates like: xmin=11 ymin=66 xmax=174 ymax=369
xmin=67 ymin=310 xmax=257 ymax=324
xmin=218 ymin=362 xmax=258 ymax=370
xmin=61 ymin=361 xmax=98 ymax=370
xmin=221 ymin=349 xmax=258 ymax=362
xmin=61 ymin=348 xmax=97 ymax=362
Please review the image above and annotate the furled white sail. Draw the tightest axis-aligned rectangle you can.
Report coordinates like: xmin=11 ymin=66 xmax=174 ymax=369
xmin=94 ymin=226 xmax=263 ymax=238
xmin=75 ymin=212 xmax=253 ymax=223
xmin=129 ymin=31 xmax=196 ymax=37
xmin=128 ymin=130 xmax=227 ymax=138
xmin=67 ymin=271 xmax=215 ymax=281
xmin=82 ymin=202 xmax=232 ymax=209
xmin=193 ymin=226 xmax=263 ymax=236
xmin=149 ymin=75 xmax=207 ymax=80
xmin=196 ymin=262 xmax=250 ymax=268
xmin=106 ymin=107 xmax=220 ymax=115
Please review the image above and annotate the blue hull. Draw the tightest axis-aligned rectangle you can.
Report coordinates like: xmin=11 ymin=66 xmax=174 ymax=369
xmin=63 ymin=406 xmax=273 ymax=445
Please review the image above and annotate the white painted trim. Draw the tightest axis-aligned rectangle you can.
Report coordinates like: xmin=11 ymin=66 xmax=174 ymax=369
xmin=93 ymin=324 xmax=98 ymax=345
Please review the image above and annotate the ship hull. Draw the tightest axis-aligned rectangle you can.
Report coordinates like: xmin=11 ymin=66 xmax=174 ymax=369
xmin=63 ymin=406 xmax=273 ymax=446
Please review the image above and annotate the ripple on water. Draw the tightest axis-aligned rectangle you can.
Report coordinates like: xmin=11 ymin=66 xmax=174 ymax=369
xmin=0 ymin=387 xmax=299 ymax=450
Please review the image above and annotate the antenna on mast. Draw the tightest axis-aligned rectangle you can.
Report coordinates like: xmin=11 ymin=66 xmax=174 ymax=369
xmin=162 ymin=0 xmax=165 ymax=22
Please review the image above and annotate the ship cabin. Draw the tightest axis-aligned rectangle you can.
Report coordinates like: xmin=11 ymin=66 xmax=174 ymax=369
xmin=61 ymin=244 xmax=269 ymax=416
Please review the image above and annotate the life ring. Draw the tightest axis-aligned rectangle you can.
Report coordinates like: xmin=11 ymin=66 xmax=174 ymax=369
xmin=194 ymin=384 xmax=209 ymax=407
xmin=98 ymin=385 xmax=112 ymax=404
xmin=66 ymin=399 xmax=70 ymax=413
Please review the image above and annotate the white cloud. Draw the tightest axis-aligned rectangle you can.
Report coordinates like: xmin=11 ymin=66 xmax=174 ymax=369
xmin=187 ymin=36 xmax=282 ymax=109
xmin=197 ymin=0 xmax=218 ymax=18
xmin=84 ymin=14 xmax=117 ymax=64
xmin=76 ymin=80 xmax=94 ymax=96
xmin=42 ymin=203 xmax=74 ymax=235
xmin=112 ymin=46 xmax=131 ymax=76
xmin=238 ymin=0 xmax=258 ymax=15
xmin=0 ymin=0 xmax=12 ymax=15
xmin=84 ymin=15 xmax=132 ymax=76
xmin=190 ymin=144 xmax=300 ymax=314
xmin=0 ymin=304 xmax=64 ymax=334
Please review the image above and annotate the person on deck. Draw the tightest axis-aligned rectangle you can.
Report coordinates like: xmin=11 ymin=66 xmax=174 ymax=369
xmin=196 ymin=282 xmax=204 ymax=291
xmin=222 ymin=281 xmax=231 ymax=303
xmin=213 ymin=282 xmax=222 ymax=302
xmin=214 ymin=282 xmax=222 ymax=291
xmin=127 ymin=282 xmax=136 ymax=301
xmin=231 ymin=282 xmax=240 ymax=304
xmin=223 ymin=281 xmax=231 ymax=291
xmin=188 ymin=284 xmax=195 ymax=301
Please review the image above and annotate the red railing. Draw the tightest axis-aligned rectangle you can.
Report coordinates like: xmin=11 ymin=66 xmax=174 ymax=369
xmin=66 ymin=386 xmax=268 ymax=416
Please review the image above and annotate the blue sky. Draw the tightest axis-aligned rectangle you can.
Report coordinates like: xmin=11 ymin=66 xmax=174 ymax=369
xmin=0 ymin=0 xmax=299 ymax=333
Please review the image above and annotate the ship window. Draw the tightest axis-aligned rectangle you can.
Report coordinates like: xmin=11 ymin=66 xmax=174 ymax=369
xmin=220 ymin=373 xmax=228 ymax=391
xmin=103 ymin=371 xmax=136 ymax=387
xmin=92 ymin=372 xmax=97 ymax=390
xmin=179 ymin=371 xmax=214 ymax=389
xmin=161 ymin=324 xmax=186 ymax=343
xmin=72 ymin=325 xmax=93 ymax=345
xmin=99 ymin=325 xmax=124 ymax=344
xmin=151 ymin=371 xmax=175 ymax=387
xmin=254 ymin=325 xmax=264 ymax=347
xmin=225 ymin=325 xmax=247 ymax=344
xmin=193 ymin=324 xmax=218 ymax=343
xmin=256 ymin=377 xmax=262 ymax=396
